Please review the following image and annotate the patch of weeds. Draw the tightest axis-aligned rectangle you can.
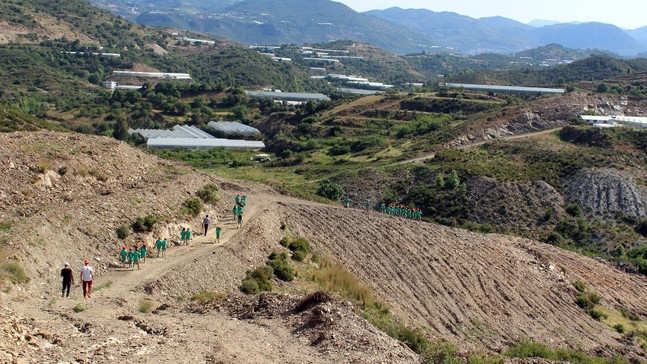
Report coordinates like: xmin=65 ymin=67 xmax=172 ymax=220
xmin=240 ymin=266 xmax=273 ymax=294
xmin=267 ymin=251 xmax=295 ymax=281
xmin=614 ymin=324 xmax=625 ymax=333
xmin=280 ymin=235 xmax=311 ymax=261
xmin=190 ymin=290 xmax=226 ymax=302
xmin=175 ymin=296 xmax=185 ymax=302
xmin=58 ymin=166 xmax=68 ymax=175
xmin=62 ymin=215 xmax=73 ymax=225
xmin=588 ymin=309 xmax=607 ymax=321
xmin=89 ymin=168 xmax=108 ymax=182
xmin=92 ymin=281 xmax=112 ymax=293
xmin=292 ymin=250 xmax=307 ymax=262
xmin=467 ymin=353 xmax=505 ymax=364
xmin=505 ymin=338 xmax=630 ymax=364
xmin=311 ymin=254 xmax=320 ymax=263
xmin=35 ymin=239 xmax=46 ymax=247
xmin=138 ymin=299 xmax=154 ymax=313
xmin=0 ymin=261 xmax=30 ymax=284
xmin=72 ymin=303 xmax=87 ymax=313
xmin=0 ymin=220 xmax=12 ymax=232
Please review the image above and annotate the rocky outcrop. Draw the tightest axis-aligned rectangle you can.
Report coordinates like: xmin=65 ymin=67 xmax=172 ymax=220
xmin=466 ymin=176 xmax=564 ymax=234
xmin=565 ymin=168 xmax=647 ymax=218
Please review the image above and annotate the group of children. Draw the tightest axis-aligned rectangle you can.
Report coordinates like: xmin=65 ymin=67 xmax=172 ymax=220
xmin=118 ymin=231 xmax=189 ymax=270
xmin=233 ymin=194 xmax=247 ymax=229
xmin=119 ymin=242 xmax=149 ymax=270
xmin=380 ymin=202 xmax=423 ymax=220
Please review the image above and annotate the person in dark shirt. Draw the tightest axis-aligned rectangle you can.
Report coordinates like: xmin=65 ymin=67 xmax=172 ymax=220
xmin=60 ymin=262 xmax=74 ymax=297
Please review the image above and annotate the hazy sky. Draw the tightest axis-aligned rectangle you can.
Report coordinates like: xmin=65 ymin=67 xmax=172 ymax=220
xmin=334 ymin=0 xmax=647 ymax=30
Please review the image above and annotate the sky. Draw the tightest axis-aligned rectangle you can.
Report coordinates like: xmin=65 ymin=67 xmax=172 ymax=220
xmin=334 ymin=0 xmax=647 ymax=30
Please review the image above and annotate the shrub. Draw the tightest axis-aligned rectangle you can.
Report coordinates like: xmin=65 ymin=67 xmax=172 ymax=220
xmin=328 ymin=144 xmax=350 ymax=156
xmin=196 ymin=184 xmax=219 ymax=204
xmin=292 ymin=250 xmax=307 ymax=261
xmin=116 ymin=225 xmax=129 ymax=240
xmin=566 ymin=203 xmax=582 ymax=217
xmin=614 ymin=324 xmax=625 ymax=333
xmin=132 ymin=215 xmax=158 ymax=232
xmin=138 ymin=299 xmax=154 ymax=313
xmin=311 ymin=254 xmax=320 ymax=263
xmin=572 ymin=280 xmax=586 ymax=293
xmin=181 ymin=198 xmax=204 ymax=216
xmin=58 ymin=166 xmax=68 ymax=175
xmin=316 ymin=179 xmax=345 ymax=201
xmin=267 ymin=253 xmax=295 ymax=281
xmin=545 ymin=231 xmax=564 ymax=245
xmin=288 ymin=237 xmax=310 ymax=255
xmin=240 ymin=266 xmax=273 ymax=294
xmin=73 ymin=304 xmax=87 ymax=313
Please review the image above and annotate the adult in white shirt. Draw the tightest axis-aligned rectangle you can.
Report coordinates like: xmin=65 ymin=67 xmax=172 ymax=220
xmin=80 ymin=259 xmax=94 ymax=298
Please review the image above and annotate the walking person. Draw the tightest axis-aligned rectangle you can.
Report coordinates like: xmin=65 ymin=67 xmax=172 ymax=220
xmin=140 ymin=243 xmax=147 ymax=263
xmin=237 ymin=213 xmax=243 ymax=229
xmin=120 ymin=246 xmax=128 ymax=267
xmin=215 ymin=226 xmax=222 ymax=244
xmin=202 ymin=215 xmax=210 ymax=236
xmin=364 ymin=199 xmax=370 ymax=213
xmin=156 ymin=236 xmax=163 ymax=258
xmin=184 ymin=228 xmax=192 ymax=245
xmin=132 ymin=248 xmax=141 ymax=270
xmin=80 ymin=259 xmax=94 ymax=299
xmin=60 ymin=262 xmax=74 ymax=298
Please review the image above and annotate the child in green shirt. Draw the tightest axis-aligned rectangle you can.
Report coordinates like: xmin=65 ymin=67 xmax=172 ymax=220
xmin=215 ymin=226 xmax=222 ymax=244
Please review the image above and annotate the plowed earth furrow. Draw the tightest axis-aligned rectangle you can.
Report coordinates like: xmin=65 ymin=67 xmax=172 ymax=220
xmin=282 ymin=202 xmax=647 ymax=352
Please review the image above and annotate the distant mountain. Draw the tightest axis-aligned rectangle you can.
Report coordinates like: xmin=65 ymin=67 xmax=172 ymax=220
xmin=99 ymin=0 xmax=438 ymax=54
xmin=527 ymin=19 xmax=561 ymax=27
xmin=537 ymin=22 xmax=645 ymax=56
xmin=368 ymin=8 xmax=647 ymax=56
xmin=628 ymin=26 xmax=647 ymax=46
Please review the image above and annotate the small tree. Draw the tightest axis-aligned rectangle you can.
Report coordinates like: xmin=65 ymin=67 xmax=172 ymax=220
xmin=445 ymin=170 xmax=460 ymax=190
xmin=317 ymin=179 xmax=345 ymax=201
xmin=112 ymin=117 xmax=129 ymax=140
xmin=435 ymin=173 xmax=445 ymax=189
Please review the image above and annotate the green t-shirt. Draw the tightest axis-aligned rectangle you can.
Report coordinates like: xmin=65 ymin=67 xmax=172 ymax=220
xmin=185 ymin=230 xmax=191 ymax=239
xmin=120 ymin=249 xmax=127 ymax=260
xmin=140 ymin=246 xmax=147 ymax=257
xmin=161 ymin=240 xmax=167 ymax=250
xmin=215 ymin=227 xmax=222 ymax=238
xmin=156 ymin=239 xmax=163 ymax=249
xmin=128 ymin=250 xmax=134 ymax=261
xmin=132 ymin=251 xmax=141 ymax=261
xmin=180 ymin=230 xmax=186 ymax=240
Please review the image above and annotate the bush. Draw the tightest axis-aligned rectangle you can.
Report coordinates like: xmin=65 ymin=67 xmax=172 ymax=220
xmin=614 ymin=324 xmax=625 ymax=333
xmin=566 ymin=203 xmax=582 ymax=217
xmin=73 ymin=304 xmax=87 ymax=313
xmin=316 ymin=179 xmax=345 ymax=201
xmin=328 ymin=144 xmax=350 ymax=156
xmin=545 ymin=231 xmax=564 ymax=245
xmin=116 ymin=225 xmax=129 ymax=240
xmin=240 ymin=266 xmax=273 ymax=294
xmin=292 ymin=250 xmax=307 ymax=261
xmin=196 ymin=184 xmax=219 ymax=204
xmin=132 ymin=215 xmax=158 ymax=232
xmin=505 ymin=339 xmax=556 ymax=360
xmin=181 ymin=198 xmax=203 ymax=216
xmin=288 ymin=237 xmax=310 ymax=255
xmin=572 ymin=280 xmax=586 ymax=293
xmin=267 ymin=253 xmax=295 ymax=281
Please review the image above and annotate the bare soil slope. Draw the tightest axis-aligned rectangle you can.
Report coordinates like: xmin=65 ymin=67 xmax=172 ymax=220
xmin=1 ymin=132 xmax=646 ymax=362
